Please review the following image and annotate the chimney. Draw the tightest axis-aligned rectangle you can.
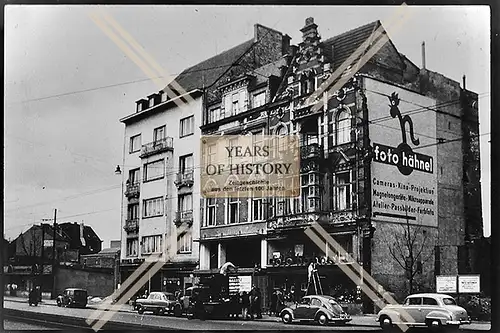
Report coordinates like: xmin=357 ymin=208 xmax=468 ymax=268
xmin=421 ymin=41 xmax=426 ymax=69
xmin=462 ymin=74 xmax=466 ymax=90
xmin=300 ymin=17 xmax=320 ymax=44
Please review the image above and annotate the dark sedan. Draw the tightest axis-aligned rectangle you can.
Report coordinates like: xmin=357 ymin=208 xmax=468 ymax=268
xmin=279 ymin=295 xmax=351 ymax=326
xmin=56 ymin=288 xmax=88 ymax=308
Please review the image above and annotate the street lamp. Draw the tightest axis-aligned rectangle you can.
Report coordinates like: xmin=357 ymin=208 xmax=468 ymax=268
xmin=115 ymin=165 xmax=122 ymax=175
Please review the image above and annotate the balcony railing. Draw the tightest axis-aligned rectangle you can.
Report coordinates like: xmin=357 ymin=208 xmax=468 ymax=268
xmin=173 ymin=210 xmax=193 ymax=227
xmin=124 ymin=181 xmax=140 ymax=198
xmin=124 ymin=218 xmax=139 ymax=233
xmin=267 ymin=253 xmax=355 ymax=267
xmin=300 ymin=143 xmax=323 ymax=159
xmin=174 ymin=171 xmax=194 ymax=188
xmin=140 ymin=137 xmax=173 ymax=158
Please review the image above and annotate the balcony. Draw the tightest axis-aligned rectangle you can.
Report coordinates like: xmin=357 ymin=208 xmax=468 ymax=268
xmin=140 ymin=137 xmax=173 ymax=158
xmin=267 ymin=253 xmax=355 ymax=267
xmin=173 ymin=210 xmax=193 ymax=227
xmin=124 ymin=181 xmax=140 ymax=198
xmin=123 ymin=218 xmax=139 ymax=233
xmin=174 ymin=171 xmax=194 ymax=188
xmin=300 ymin=143 xmax=323 ymax=160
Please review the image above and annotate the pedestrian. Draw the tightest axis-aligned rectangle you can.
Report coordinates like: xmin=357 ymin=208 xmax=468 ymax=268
xmin=270 ymin=289 xmax=278 ymax=316
xmin=240 ymin=291 xmax=250 ymax=320
xmin=253 ymin=287 xmax=262 ymax=319
xmin=277 ymin=289 xmax=285 ymax=314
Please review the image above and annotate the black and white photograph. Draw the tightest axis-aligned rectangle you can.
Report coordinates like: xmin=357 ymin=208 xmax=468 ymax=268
xmin=3 ymin=4 xmax=492 ymax=332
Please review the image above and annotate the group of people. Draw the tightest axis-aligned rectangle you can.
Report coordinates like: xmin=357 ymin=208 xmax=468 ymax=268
xmin=236 ymin=286 xmax=262 ymax=320
xmin=269 ymin=288 xmax=286 ymax=316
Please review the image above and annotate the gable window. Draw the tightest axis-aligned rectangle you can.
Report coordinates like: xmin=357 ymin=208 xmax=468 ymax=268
xmin=143 ymin=197 xmax=164 ymax=218
xmin=137 ymin=102 xmax=143 ymax=112
xmin=333 ymin=172 xmax=351 ymax=211
xmin=205 ymin=198 xmax=216 ymax=226
xmin=232 ymin=93 xmax=239 ymax=116
xmin=253 ymin=92 xmax=266 ymax=108
xmin=126 ymin=238 xmax=139 ymax=257
xmin=336 ymin=109 xmax=351 ymax=145
xmin=154 ymin=125 xmax=166 ymax=142
xmin=161 ymin=92 xmax=168 ymax=102
xmin=142 ymin=235 xmax=162 ymax=254
xmin=144 ymin=159 xmax=164 ymax=182
xmin=180 ymin=116 xmax=194 ymax=137
xmin=149 ymin=98 xmax=155 ymax=108
xmin=228 ymin=197 xmax=239 ymax=224
xmin=177 ymin=229 xmax=192 ymax=253
xmin=130 ymin=134 xmax=141 ymax=153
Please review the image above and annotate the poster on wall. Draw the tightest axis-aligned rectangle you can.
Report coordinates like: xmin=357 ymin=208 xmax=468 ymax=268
xmin=366 ymin=77 xmax=438 ymax=227
xmin=458 ymin=275 xmax=480 ymax=293
xmin=436 ymin=276 xmax=457 ymax=293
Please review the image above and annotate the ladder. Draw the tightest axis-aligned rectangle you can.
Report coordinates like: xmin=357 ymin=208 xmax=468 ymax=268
xmin=306 ymin=263 xmax=323 ymax=295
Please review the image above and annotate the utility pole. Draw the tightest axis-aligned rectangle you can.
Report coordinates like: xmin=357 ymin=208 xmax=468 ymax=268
xmin=40 ymin=223 xmax=45 ymax=287
xmin=51 ymin=209 xmax=57 ymax=299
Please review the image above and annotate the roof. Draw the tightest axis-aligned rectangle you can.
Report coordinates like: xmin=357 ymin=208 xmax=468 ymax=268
xmin=163 ymin=39 xmax=254 ymax=93
xmin=322 ymin=20 xmax=382 ymax=70
xmin=98 ymin=248 xmax=120 ymax=255
xmin=406 ymin=293 xmax=454 ymax=298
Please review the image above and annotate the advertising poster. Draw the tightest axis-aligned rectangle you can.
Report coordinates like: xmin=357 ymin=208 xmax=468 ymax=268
xmin=366 ymin=77 xmax=438 ymax=227
xmin=436 ymin=275 xmax=457 ymax=293
xmin=458 ymin=275 xmax=480 ymax=293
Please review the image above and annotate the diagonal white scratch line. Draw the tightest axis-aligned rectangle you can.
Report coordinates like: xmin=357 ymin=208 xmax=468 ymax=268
xmin=86 ymin=253 xmax=161 ymax=325
xmin=97 ymin=10 xmax=195 ymax=107
xmin=90 ymin=260 xmax=166 ymax=331
xmin=308 ymin=3 xmax=411 ymax=114
xmin=306 ymin=223 xmax=415 ymax=332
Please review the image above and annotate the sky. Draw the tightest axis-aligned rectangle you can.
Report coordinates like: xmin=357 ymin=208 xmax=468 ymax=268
xmin=4 ymin=5 xmax=491 ymax=248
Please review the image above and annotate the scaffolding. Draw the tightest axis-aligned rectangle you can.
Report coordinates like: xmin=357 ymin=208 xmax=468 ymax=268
xmin=306 ymin=263 xmax=323 ymax=295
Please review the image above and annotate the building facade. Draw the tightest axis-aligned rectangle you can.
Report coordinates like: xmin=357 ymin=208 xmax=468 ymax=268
xmin=118 ymin=23 xmax=291 ymax=294
xmin=119 ymin=17 xmax=482 ymax=311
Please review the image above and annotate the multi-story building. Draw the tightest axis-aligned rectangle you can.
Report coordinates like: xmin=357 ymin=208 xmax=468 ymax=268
xmin=199 ymin=17 xmax=482 ymax=312
xmin=119 ymin=17 xmax=482 ymax=311
xmin=119 ymin=23 xmax=291 ymax=293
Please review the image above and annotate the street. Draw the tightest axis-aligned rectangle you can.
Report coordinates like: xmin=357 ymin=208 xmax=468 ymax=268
xmin=3 ymin=298 xmax=491 ymax=331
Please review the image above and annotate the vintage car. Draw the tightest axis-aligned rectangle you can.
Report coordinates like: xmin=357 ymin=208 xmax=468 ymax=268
xmin=279 ymin=295 xmax=352 ymax=326
xmin=136 ymin=291 xmax=182 ymax=316
xmin=376 ymin=293 xmax=471 ymax=330
xmin=56 ymin=288 xmax=88 ymax=308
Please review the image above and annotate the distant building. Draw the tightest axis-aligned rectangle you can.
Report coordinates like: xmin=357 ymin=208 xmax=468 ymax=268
xmin=58 ymin=222 xmax=102 ymax=257
xmin=110 ymin=240 xmax=121 ymax=249
xmin=81 ymin=247 xmax=120 ymax=269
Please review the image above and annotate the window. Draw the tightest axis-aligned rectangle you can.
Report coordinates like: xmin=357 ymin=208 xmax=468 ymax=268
xmin=179 ymin=194 xmax=193 ymax=212
xmin=311 ymin=298 xmax=322 ymax=307
xmin=128 ymin=168 xmax=140 ymax=184
xmin=144 ymin=159 xmax=164 ymax=181
xmin=143 ymin=197 xmax=164 ymax=218
xmin=149 ymin=98 xmax=155 ymax=108
xmin=180 ymin=116 xmax=194 ymax=137
xmin=252 ymin=198 xmax=263 ymax=221
xmin=129 ymin=134 xmax=141 ymax=153
xmin=442 ymin=298 xmax=457 ymax=306
xmin=154 ymin=125 xmax=166 ymax=142
xmin=208 ymin=107 xmax=221 ymax=123
xmin=205 ymin=198 xmax=216 ymax=226
xmin=207 ymin=143 xmax=217 ymax=165
xmin=228 ymin=197 xmax=239 ymax=224
xmin=161 ymin=92 xmax=168 ymax=102
xmin=336 ymin=109 xmax=351 ymax=145
xmin=177 ymin=230 xmax=192 ymax=253
xmin=423 ymin=297 xmax=438 ymax=305
xmin=228 ymin=137 xmax=239 ymax=164
xmin=142 ymin=235 xmax=162 ymax=254
xmin=232 ymin=93 xmax=239 ymax=115
xmin=253 ymin=92 xmax=266 ymax=108
xmin=126 ymin=238 xmax=139 ymax=257
xmin=334 ymin=172 xmax=351 ymax=210
xmin=179 ymin=154 xmax=194 ymax=174
xmin=137 ymin=103 xmax=143 ymax=112
xmin=300 ymin=298 xmax=310 ymax=305
xmin=127 ymin=203 xmax=139 ymax=220
xmin=406 ymin=298 xmax=422 ymax=306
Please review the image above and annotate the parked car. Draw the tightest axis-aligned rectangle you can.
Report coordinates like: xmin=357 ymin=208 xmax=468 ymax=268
xmin=279 ymin=295 xmax=352 ymax=326
xmin=135 ymin=291 xmax=182 ymax=316
xmin=376 ymin=293 xmax=471 ymax=330
xmin=56 ymin=288 xmax=88 ymax=308
xmin=180 ymin=286 xmax=211 ymax=315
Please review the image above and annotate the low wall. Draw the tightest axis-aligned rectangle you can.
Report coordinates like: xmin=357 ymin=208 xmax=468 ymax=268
xmin=55 ymin=266 xmax=115 ymax=297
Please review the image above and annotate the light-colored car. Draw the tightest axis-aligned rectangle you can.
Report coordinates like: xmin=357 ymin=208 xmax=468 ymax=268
xmin=376 ymin=293 xmax=471 ymax=330
xmin=135 ymin=291 xmax=182 ymax=316
xmin=279 ymin=295 xmax=351 ymax=326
